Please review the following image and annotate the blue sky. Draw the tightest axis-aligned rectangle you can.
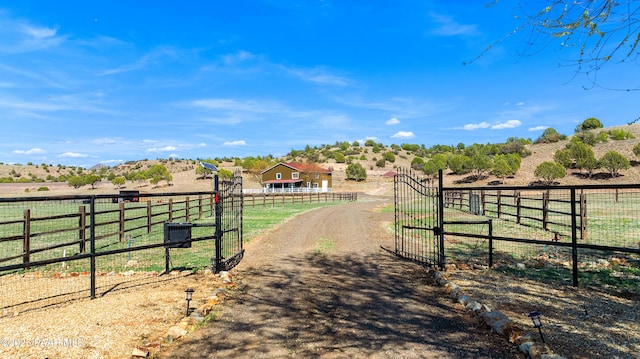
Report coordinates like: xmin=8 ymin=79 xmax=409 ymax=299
xmin=1 ymin=1 xmax=638 ymax=168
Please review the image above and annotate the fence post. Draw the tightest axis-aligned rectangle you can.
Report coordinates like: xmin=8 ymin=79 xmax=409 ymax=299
xmin=516 ymin=191 xmax=521 ymax=224
xmin=214 ymin=175 xmax=223 ymax=273
xmin=570 ymin=188 xmax=578 ymax=287
xmin=168 ymin=199 xmax=174 ymax=221
xmin=119 ymin=202 xmax=125 ymax=242
xmin=146 ymin=201 xmax=152 ymax=234
xmin=198 ymin=195 xmax=203 ymax=219
xmin=23 ymin=209 xmax=31 ymax=265
xmin=78 ymin=205 xmax=86 ymax=253
xmin=185 ymin=196 xmax=190 ymax=223
xmin=580 ymin=192 xmax=587 ymax=240
xmin=497 ymin=190 xmax=502 ymax=218
xmin=481 ymin=190 xmax=486 ymax=214
xmin=90 ymin=198 xmax=96 ymax=299
xmin=488 ymin=219 xmax=493 ymax=268
xmin=438 ymin=170 xmax=446 ymax=270
xmin=542 ymin=191 xmax=549 ymax=230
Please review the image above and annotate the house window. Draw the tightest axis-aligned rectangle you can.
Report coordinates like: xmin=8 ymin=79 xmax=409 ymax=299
xmin=292 ymin=172 xmax=299 ymax=179
xmin=315 ymin=173 xmax=320 ymax=179
xmin=276 ymin=173 xmax=282 ymax=179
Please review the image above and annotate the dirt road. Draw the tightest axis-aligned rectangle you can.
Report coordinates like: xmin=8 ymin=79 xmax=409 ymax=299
xmin=157 ymin=195 xmax=521 ymax=358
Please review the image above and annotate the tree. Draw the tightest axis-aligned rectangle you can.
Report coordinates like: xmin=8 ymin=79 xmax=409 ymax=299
xmin=423 ymin=154 xmax=448 ymax=179
xmin=599 ymin=151 xmax=630 ymax=177
xmin=576 ymin=118 xmax=604 ymax=133
xmin=633 ymin=142 xmax=640 ymax=157
xmin=447 ymin=154 xmax=472 ymax=175
xmin=334 ymin=152 xmax=346 ymax=163
xmin=534 ymin=162 xmax=566 ymax=184
xmin=67 ymin=175 xmax=86 ymax=189
xmin=568 ymin=141 xmax=595 ymax=172
xmin=345 ymin=163 xmax=367 ymax=181
xmin=216 ymin=168 xmax=232 ymax=179
xmin=112 ymin=176 xmax=126 ymax=188
xmin=492 ymin=157 xmax=511 ymax=184
xmin=554 ymin=149 xmax=572 ymax=168
xmin=85 ymin=174 xmax=101 ymax=189
xmin=535 ymin=127 xmax=566 ymax=144
xmin=478 ymin=1 xmax=640 ymax=91
xmin=382 ymin=152 xmax=396 ymax=163
xmin=470 ymin=154 xmax=493 ymax=179
xmin=411 ymin=157 xmax=425 ymax=170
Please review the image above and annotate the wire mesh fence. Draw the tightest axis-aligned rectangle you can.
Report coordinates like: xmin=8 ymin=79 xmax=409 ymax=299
xmin=0 ymin=190 xmax=225 ymax=317
xmin=441 ymin=185 xmax=640 ymax=294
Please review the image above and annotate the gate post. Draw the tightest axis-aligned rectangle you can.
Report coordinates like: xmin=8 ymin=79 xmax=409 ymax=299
xmin=214 ymin=175 xmax=223 ymax=273
xmin=438 ymin=170 xmax=445 ymax=270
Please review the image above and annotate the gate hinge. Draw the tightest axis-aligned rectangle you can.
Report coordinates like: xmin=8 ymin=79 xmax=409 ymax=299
xmin=432 ymin=226 xmax=442 ymax=235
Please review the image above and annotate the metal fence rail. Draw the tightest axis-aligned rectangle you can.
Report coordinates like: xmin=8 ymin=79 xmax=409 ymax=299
xmin=0 ymin=173 xmax=244 ymax=316
xmin=394 ymin=169 xmax=640 ymax=294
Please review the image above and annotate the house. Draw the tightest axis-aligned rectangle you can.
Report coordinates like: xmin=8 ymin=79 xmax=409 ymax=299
xmin=261 ymin=162 xmax=332 ymax=192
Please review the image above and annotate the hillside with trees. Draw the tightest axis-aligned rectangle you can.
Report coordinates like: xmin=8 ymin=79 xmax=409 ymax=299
xmin=3 ymin=120 xmax=640 ymax=196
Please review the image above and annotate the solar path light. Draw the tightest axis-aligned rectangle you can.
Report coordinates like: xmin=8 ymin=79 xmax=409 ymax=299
xmin=528 ymin=310 xmax=545 ymax=343
xmin=185 ymin=288 xmax=195 ymax=316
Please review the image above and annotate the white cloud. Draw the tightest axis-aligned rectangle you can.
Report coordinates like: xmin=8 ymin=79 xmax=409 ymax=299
xmin=491 ymin=120 xmax=522 ymax=129
xmin=429 ymin=12 xmax=479 ymax=36
xmin=100 ymin=159 xmax=123 ymax=165
xmin=459 ymin=122 xmax=490 ymax=130
xmin=59 ymin=152 xmax=88 ymax=158
xmin=391 ymin=131 xmax=415 ymax=139
xmin=528 ymin=126 xmax=549 ymax=132
xmin=223 ymin=140 xmax=246 ymax=146
xmin=147 ymin=146 xmax=177 ymax=153
xmin=13 ymin=148 xmax=45 ymax=155
xmin=22 ymin=25 xmax=58 ymax=39
xmin=386 ymin=117 xmax=400 ymax=125
xmin=221 ymin=50 xmax=255 ymax=66
xmin=91 ymin=137 xmax=121 ymax=145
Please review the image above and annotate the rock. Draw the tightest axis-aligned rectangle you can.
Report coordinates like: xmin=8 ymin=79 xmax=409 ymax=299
xmin=444 ymin=263 xmax=457 ymax=271
xmin=516 ymin=262 xmax=526 ymax=270
xmin=131 ymin=347 xmax=149 ymax=358
xmin=518 ymin=341 xmax=534 ymax=354
xmin=178 ymin=317 xmax=198 ymax=330
xmin=444 ymin=282 xmax=459 ymax=294
xmin=456 ymin=294 xmax=470 ymax=306
xmin=166 ymin=326 xmax=187 ymax=340
xmin=481 ymin=311 xmax=513 ymax=335
xmin=541 ymin=354 xmax=567 ymax=359
xmin=528 ymin=343 xmax=552 ymax=357
xmin=465 ymin=300 xmax=482 ymax=312
xmin=597 ymin=258 xmax=610 ymax=268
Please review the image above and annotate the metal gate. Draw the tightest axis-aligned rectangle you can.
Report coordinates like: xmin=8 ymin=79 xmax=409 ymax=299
xmin=214 ymin=170 xmax=244 ymax=272
xmin=393 ymin=168 xmax=444 ymax=268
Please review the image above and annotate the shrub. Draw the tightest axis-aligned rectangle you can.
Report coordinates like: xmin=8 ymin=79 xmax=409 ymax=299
xmin=37 ymin=187 xmax=50 ymax=191
xmin=346 ymin=163 xmax=367 ymax=181
xmin=534 ymin=162 xmax=566 ymax=184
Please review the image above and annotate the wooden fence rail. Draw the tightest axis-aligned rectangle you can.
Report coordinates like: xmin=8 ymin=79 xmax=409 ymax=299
xmin=444 ymin=189 xmax=588 ymax=239
xmin=0 ymin=192 xmax=356 ymax=266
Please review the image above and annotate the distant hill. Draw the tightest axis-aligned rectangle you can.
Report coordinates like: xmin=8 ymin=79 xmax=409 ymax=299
xmin=2 ymin=123 xmax=640 ymax=197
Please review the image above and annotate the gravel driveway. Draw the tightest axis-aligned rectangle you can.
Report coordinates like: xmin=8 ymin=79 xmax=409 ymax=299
xmin=157 ymin=195 xmax=522 ymax=358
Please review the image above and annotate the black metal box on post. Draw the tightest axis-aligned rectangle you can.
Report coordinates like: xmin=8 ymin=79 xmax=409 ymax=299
xmin=164 ymin=222 xmax=193 ymax=248
xmin=164 ymin=222 xmax=193 ymax=272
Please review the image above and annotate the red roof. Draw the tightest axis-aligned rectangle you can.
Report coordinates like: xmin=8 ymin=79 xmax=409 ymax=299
xmin=285 ymin=162 xmax=331 ymax=173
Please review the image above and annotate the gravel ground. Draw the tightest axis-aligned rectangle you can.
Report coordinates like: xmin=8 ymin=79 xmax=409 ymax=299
xmin=156 ymin=196 xmax=522 ymax=358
